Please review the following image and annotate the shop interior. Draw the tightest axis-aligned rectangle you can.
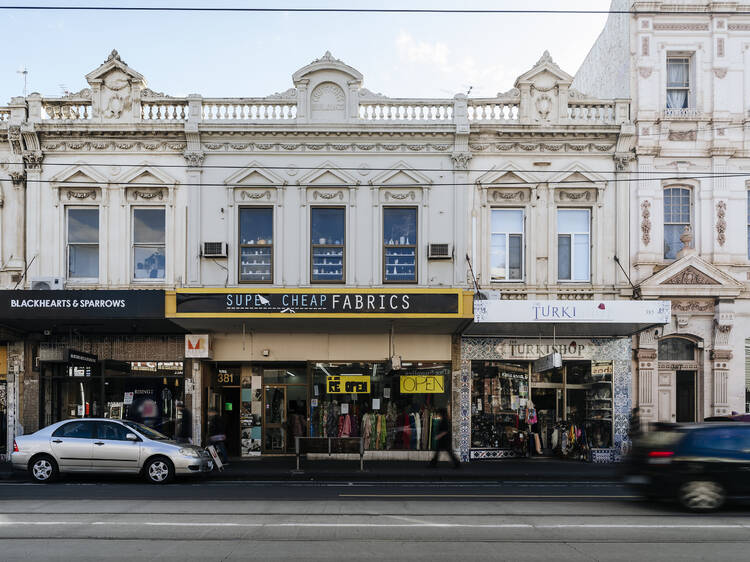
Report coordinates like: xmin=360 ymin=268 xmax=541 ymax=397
xmin=471 ymin=359 xmax=613 ymax=460
xmin=208 ymin=361 xmax=451 ymax=457
xmin=40 ymin=360 xmax=185 ymax=438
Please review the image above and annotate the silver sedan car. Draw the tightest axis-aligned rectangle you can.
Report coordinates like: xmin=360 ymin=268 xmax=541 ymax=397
xmin=11 ymin=418 xmax=213 ymax=484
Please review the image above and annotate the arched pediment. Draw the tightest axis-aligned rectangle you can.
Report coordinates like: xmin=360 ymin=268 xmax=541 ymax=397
xmin=292 ymin=51 xmax=363 ymax=85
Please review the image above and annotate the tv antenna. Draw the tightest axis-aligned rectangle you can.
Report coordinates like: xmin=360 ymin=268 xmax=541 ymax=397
xmin=17 ymin=67 xmax=28 ymax=97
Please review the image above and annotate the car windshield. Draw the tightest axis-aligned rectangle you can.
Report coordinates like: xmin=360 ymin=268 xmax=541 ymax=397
xmin=121 ymin=420 xmax=169 ymax=440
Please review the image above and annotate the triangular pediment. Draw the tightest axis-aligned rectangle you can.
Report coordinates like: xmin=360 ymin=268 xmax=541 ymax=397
xmin=475 ymin=163 xmax=539 ymax=186
xmin=118 ymin=162 xmax=178 ymax=186
xmin=224 ymin=161 xmax=286 ymax=186
xmin=370 ymin=161 xmax=432 ymax=187
xmin=515 ymin=51 xmax=573 ymax=87
xmin=296 ymin=161 xmax=360 ymax=186
xmin=85 ymin=49 xmax=145 ymax=85
xmin=49 ymin=162 xmax=108 ymax=186
xmin=639 ymin=254 xmax=743 ymax=298
xmin=547 ymin=162 xmax=608 ymax=185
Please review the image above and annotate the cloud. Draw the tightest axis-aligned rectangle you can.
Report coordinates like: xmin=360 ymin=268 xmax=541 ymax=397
xmin=392 ymin=30 xmax=514 ymax=97
xmin=395 ymin=31 xmax=450 ymax=67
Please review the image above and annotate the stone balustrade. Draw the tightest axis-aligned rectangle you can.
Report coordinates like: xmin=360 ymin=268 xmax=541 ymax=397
xmin=41 ymin=99 xmax=92 ymax=120
xmin=201 ymin=99 xmax=298 ymax=120
xmin=358 ymin=100 xmax=454 ymax=121
xmin=567 ymin=100 xmax=617 ymax=123
xmin=0 ymin=108 xmax=9 ymax=122
xmin=141 ymin=99 xmax=188 ymax=121
xmin=467 ymin=99 xmax=520 ymax=122
xmin=25 ymin=92 xmax=627 ymax=126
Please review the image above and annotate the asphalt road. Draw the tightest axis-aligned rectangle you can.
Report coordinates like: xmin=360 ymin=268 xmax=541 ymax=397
xmin=1 ymin=478 xmax=749 ymax=561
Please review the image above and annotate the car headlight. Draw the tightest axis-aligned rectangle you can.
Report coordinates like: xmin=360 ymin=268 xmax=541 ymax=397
xmin=179 ymin=447 xmax=200 ymax=457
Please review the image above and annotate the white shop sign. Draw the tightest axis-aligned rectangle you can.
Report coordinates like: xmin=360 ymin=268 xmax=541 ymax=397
xmin=475 ymin=300 xmax=671 ymax=324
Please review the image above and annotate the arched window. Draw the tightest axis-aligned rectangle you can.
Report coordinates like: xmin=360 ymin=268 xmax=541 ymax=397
xmin=658 ymin=338 xmax=696 ymax=361
xmin=664 ymin=187 xmax=692 ymax=259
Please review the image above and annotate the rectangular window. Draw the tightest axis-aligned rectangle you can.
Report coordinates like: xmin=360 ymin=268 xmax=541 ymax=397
xmin=311 ymin=207 xmax=345 ymax=283
xmin=490 ymin=209 xmax=523 ymax=281
xmin=133 ymin=208 xmax=165 ymax=280
xmin=557 ymin=209 xmax=590 ymax=282
xmin=239 ymin=207 xmax=273 ymax=283
xmin=383 ymin=207 xmax=417 ymax=283
xmin=67 ymin=208 xmax=99 ymax=279
xmin=664 ymin=187 xmax=691 ymax=260
xmin=666 ymin=56 xmax=690 ymax=109
xmin=747 ymin=192 xmax=750 ymax=260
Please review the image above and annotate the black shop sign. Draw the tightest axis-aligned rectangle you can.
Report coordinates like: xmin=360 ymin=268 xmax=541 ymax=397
xmin=0 ymin=290 xmax=165 ymax=319
xmin=174 ymin=291 xmax=460 ymax=316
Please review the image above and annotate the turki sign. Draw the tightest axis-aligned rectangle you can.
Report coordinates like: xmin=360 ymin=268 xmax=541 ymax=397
xmin=167 ymin=289 xmax=471 ymax=318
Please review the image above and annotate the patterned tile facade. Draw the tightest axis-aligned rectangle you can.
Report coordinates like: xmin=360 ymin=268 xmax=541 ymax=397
xmin=458 ymin=337 xmax=632 ymax=463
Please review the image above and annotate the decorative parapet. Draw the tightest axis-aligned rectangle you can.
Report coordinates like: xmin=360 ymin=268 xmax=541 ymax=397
xmin=27 ymin=49 xmax=628 ymax=129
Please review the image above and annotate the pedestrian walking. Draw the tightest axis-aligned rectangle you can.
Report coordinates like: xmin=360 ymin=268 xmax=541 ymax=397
xmin=208 ymin=408 xmax=229 ymax=464
xmin=175 ymin=402 xmax=192 ymax=444
xmin=428 ymin=407 xmax=460 ymax=468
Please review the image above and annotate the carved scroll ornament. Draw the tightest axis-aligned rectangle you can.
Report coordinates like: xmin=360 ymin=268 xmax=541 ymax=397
xmin=640 ymin=200 xmax=651 ymax=245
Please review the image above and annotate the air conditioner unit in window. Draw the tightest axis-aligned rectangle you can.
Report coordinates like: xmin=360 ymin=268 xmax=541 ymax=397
xmin=427 ymin=243 xmax=452 ymax=260
xmin=30 ymin=276 xmax=66 ymax=290
xmin=202 ymin=242 xmax=228 ymax=258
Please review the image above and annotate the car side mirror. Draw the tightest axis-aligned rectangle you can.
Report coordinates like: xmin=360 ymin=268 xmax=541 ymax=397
xmin=125 ymin=433 xmax=140 ymax=441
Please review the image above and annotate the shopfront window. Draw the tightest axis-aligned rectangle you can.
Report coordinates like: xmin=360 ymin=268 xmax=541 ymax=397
xmin=239 ymin=207 xmax=273 ymax=283
xmin=383 ymin=207 xmax=417 ymax=283
xmin=311 ymin=362 xmax=450 ymax=451
xmin=133 ymin=208 xmax=166 ymax=280
xmin=471 ymin=362 xmax=529 ymax=450
xmin=67 ymin=208 xmax=99 ymax=279
xmin=470 ymin=359 xmax=614 ymax=456
xmin=311 ymin=207 xmax=345 ymax=283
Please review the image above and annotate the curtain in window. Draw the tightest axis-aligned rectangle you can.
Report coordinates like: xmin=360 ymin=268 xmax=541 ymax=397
xmin=666 ymin=60 xmax=688 ymax=109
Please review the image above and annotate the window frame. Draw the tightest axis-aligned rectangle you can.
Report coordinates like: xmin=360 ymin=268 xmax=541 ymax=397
xmin=131 ymin=206 xmax=166 ymax=282
xmin=382 ymin=206 xmax=418 ymax=284
xmin=238 ymin=206 xmax=274 ymax=284
xmin=489 ymin=207 xmax=525 ymax=283
xmin=663 ymin=186 xmax=692 ymax=260
xmin=746 ymin=191 xmax=750 ymax=260
xmin=557 ymin=208 xmax=591 ymax=283
xmin=310 ymin=206 xmax=346 ymax=284
xmin=66 ymin=206 xmax=100 ymax=281
xmin=666 ymin=55 xmax=692 ymax=110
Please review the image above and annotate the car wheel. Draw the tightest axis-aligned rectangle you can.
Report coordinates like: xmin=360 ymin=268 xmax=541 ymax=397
xmin=29 ymin=455 xmax=58 ymax=483
xmin=679 ymin=480 xmax=726 ymax=512
xmin=144 ymin=457 xmax=174 ymax=484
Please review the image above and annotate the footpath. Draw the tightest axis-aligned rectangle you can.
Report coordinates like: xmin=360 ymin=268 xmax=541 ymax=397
xmin=1 ymin=456 xmax=621 ymax=482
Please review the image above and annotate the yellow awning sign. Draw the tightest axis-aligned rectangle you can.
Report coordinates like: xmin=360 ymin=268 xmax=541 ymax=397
xmin=400 ymin=375 xmax=445 ymax=394
xmin=327 ymin=375 xmax=370 ymax=394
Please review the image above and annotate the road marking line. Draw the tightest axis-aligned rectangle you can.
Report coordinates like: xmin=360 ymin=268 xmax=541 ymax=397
xmin=338 ymin=494 xmax=638 ymax=499
xmin=1 ymin=521 xmax=749 ymax=530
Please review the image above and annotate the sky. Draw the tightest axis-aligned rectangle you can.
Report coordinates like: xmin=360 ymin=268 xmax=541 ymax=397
xmin=0 ymin=1 xmax=610 ymax=103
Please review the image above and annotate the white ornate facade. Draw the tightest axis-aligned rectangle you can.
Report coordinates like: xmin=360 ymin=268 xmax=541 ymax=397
xmin=576 ymin=0 xmax=750 ymax=421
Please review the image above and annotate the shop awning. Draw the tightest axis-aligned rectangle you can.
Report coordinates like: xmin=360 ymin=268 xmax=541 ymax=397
xmin=464 ymin=299 xmax=671 ymax=338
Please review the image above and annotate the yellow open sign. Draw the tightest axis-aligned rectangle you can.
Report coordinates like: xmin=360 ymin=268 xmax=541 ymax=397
xmin=327 ymin=375 xmax=371 ymax=394
xmin=400 ymin=375 xmax=445 ymax=394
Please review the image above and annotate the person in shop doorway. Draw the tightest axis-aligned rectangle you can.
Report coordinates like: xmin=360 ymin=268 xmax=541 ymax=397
xmin=208 ymin=408 xmax=229 ymax=465
xmin=429 ymin=407 xmax=460 ymax=469
xmin=176 ymin=402 xmax=192 ymax=445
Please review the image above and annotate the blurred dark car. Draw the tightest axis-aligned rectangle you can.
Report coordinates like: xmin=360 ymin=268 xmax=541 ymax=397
xmin=624 ymin=422 xmax=750 ymax=511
